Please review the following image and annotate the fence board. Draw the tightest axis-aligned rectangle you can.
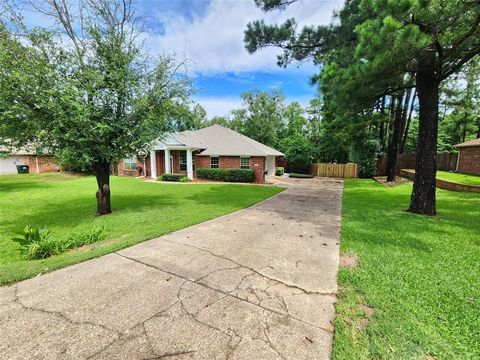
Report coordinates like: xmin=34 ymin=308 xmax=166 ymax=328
xmin=310 ymin=163 xmax=357 ymax=178
xmin=377 ymin=152 xmax=458 ymax=176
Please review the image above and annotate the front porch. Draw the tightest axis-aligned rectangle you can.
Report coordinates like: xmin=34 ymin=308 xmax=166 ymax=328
xmin=149 ymin=148 xmax=194 ymax=180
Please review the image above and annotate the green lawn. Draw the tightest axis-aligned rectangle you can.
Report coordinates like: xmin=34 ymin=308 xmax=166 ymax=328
xmin=436 ymin=171 xmax=480 ymax=186
xmin=334 ymin=180 xmax=480 ymax=360
xmin=0 ymin=173 xmax=283 ymax=285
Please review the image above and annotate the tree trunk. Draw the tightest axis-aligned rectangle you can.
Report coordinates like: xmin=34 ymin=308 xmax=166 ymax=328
xmin=398 ymin=88 xmax=413 ymax=149
xmin=400 ymin=89 xmax=416 ymax=153
xmin=379 ymin=122 xmax=385 ymax=152
xmin=94 ymin=162 xmax=112 ymax=216
xmin=379 ymin=96 xmax=386 ymax=152
xmin=386 ymin=95 xmax=403 ymax=182
xmin=408 ymin=53 xmax=438 ymax=216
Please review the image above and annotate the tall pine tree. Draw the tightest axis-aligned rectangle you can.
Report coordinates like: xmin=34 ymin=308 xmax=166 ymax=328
xmin=245 ymin=0 xmax=480 ymax=215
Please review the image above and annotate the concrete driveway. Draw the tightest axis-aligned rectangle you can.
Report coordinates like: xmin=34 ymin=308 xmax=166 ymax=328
xmin=0 ymin=177 xmax=343 ymax=360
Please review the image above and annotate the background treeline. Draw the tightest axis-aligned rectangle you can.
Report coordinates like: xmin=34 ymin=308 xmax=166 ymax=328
xmin=172 ymin=53 xmax=479 ymax=176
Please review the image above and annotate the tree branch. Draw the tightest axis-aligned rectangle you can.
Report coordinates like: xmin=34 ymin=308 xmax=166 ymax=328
xmin=445 ymin=12 xmax=480 ymax=58
xmin=441 ymin=47 xmax=480 ymax=81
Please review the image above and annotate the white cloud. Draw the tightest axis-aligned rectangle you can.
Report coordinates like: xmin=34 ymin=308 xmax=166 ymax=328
xmin=145 ymin=0 xmax=344 ymax=74
xmin=16 ymin=0 xmax=341 ymax=118
xmin=195 ymin=96 xmax=243 ymax=118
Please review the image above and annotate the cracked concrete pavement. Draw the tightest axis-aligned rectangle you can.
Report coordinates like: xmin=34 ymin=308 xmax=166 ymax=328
xmin=0 ymin=177 xmax=343 ymax=360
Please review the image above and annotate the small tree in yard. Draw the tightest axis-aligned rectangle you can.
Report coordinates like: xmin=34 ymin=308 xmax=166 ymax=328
xmin=0 ymin=0 xmax=193 ymax=215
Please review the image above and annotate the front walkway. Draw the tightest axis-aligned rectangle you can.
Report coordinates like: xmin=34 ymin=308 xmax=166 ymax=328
xmin=0 ymin=178 xmax=343 ymax=360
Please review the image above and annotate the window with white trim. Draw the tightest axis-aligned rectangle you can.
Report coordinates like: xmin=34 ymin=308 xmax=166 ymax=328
xmin=210 ymin=156 xmax=219 ymax=168
xmin=240 ymin=157 xmax=250 ymax=169
xmin=123 ymin=157 xmax=137 ymax=171
xmin=179 ymin=151 xmax=187 ymax=171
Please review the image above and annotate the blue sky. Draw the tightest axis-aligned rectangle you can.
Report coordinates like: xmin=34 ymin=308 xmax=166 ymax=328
xmin=20 ymin=0 xmax=344 ymax=117
xmin=138 ymin=0 xmax=344 ymax=117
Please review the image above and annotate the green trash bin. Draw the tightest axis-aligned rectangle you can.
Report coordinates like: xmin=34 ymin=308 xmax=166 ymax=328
xmin=16 ymin=165 xmax=29 ymax=174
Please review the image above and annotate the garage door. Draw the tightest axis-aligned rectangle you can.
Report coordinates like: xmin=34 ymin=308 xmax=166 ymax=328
xmin=0 ymin=156 xmax=23 ymax=174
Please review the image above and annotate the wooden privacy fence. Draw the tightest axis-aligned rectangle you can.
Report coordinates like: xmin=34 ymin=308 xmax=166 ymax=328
xmin=310 ymin=163 xmax=358 ymax=178
xmin=377 ymin=152 xmax=458 ymax=176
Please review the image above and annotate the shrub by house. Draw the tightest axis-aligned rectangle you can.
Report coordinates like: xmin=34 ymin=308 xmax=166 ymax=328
xmin=196 ymin=168 xmax=256 ymax=183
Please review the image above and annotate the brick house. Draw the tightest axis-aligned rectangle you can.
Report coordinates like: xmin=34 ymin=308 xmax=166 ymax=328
xmin=455 ymin=138 xmax=480 ymax=175
xmin=118 ymin=125 xmax=284 ymax=183
xmin=115 ymin=153 xmax=150 ymax=177
xmin=0 ymin=147 xmax=59 ymax=174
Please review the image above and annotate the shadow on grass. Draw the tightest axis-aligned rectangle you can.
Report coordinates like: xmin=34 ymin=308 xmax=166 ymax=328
xmin=0 ymin=173 xmax=82 ymax=193
xmin=1 ymin=191 xmax=178 ymax=231
xmin=2 ymin=183 xmax=273 ymax=234
xmin=348 ymin=179 xmax=479 ymax=218
xmin=0 ymin=180 xmax=58 ymax=193
xmin=342 ymin=180 xmax=480 ymax=254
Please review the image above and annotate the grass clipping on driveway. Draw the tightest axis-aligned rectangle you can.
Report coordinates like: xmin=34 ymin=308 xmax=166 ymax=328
xmin=0 ymin=173 xmax=283 ymax=285
xmin=334 ymin=179 xmax=480 ymax=360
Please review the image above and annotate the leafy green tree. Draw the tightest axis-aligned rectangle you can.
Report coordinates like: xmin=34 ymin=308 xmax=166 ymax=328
xmin=305 ymin=97 xmax=323 ymax=161
xmin=278 ymin=133 xmax=314 ymax=173
xmin=277 ymin=101 xmax=315 ymax=172
xmin=0 ymin=24 xmax=58 ymax=152
xmin=350 ymin=132 xmax=380 ymax=178
xmin=233 ymin=90 xmax=285 ymax=147
xmin=282 ymin=101 xmax=307 ymax=137
xmin=1 ymin=0 xmax=193 ymax=215
xmin=202 ymin=115 xmax=230 ymax=128
xmin=165 ymin=103 xmax=207 ymax=131
xmin=202 ymin=90 xmax=320 ymax=171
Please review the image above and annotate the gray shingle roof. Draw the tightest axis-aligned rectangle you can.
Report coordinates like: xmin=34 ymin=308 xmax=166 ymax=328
xmin=171 ymin=125 xmax=284 ymax=157
xmin=455 ymin=138 xmax=480 ymax=148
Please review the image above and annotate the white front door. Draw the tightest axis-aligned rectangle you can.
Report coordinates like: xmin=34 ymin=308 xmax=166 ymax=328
xmin=265 ymin=156 xmax=275 ymax=176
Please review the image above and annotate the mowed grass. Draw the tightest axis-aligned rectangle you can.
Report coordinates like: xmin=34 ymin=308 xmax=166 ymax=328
xmin=436 ymin=171 xmax=480 ymax=186
xmin=334 ymin=179 xmax=480 ymax=360
xmin=0 ymin=173 xmax=283 ymax=285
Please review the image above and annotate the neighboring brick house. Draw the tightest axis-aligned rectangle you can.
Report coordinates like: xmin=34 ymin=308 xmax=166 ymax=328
xmin=455 ymin=138 xmax=480 ymax=175
xmin=116 ymin=154 xmax=151 ymax=177
xmin=0 ymin=147 xmax=59 ymax=174
xmin=119 ymin=125 xmax=284 ymax=183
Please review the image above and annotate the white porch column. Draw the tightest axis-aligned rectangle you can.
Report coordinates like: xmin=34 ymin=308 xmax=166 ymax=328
xmin=150 ymin=150 xmax=156 ymax=179
xmin=186 ymin=149 xmax=193 ymax=179
xmin=164 ymin=148 xmax=171 ymax=174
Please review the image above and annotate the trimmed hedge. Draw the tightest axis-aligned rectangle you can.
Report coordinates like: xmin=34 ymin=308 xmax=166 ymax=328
xmin=289 ymin=173 xmax=314 ymax=178
xmin=196 ymin=168 xmax=256 ymax=183
xmin=276 ymin=167 xmax=284 ymax=176
xmin=158 ymin=173 xmax=184 ymax=182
